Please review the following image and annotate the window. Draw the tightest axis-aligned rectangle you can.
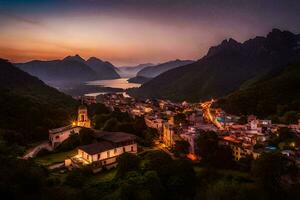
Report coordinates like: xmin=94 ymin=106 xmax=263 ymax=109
xmin=98 ymin=154 xmax=101 ymax=160
xmin=87 ymin=155 xmax=89 ymax=160
xmin=114 ymin=148 xmax=117 ymax=154
xmin=55 ymin=135 xmax=60 ymax=139
xmin=107 ymin=151 xmax=110 ymax=157
xmin=123 ymin=147 xmax=126 ymax=152
xmin=131 ymin=146 xmax=134 ymax=152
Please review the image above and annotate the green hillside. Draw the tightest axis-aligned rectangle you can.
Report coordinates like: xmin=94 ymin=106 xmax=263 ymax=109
xmin=0 ymin=59 xmax=78 ymax=143
xmin=216 ymin=64 xmax=300 ymax=123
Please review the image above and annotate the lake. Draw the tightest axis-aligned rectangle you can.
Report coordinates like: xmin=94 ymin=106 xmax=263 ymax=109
xmin=86 ymin=78 xmax=141 ymax=89
xmin=85 ymin=78 xmax=141 ymax=96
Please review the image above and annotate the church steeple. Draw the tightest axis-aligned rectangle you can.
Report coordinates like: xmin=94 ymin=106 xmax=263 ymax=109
xmin=77 ymin=104 xmax=91 ymax=128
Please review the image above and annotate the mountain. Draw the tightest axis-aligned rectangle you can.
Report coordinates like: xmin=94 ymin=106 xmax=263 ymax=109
xmin=131 ymin=29 xmax=300 ymax=102
xmin=136 ymin=59 xmax=194 ymax=78
xmin=16 ymin=58 xmax=97 ymax=83
xmin=86 ymin=57 xmax=120 ymax=79
xmin=0 ymin=59 xmax=77 ymax=142
xmin=215 ymin=64 xmax=300 ymax=123
xmin=118 ymin=63 xmax=154 ymax=78
xmin=63 ymin=54 xmax=86 ymax=63
xmin=16 ymin=55 xmax=120 ymax=86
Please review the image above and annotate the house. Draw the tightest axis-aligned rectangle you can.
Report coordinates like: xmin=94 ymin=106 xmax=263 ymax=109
xmin=66 ymin=131 xmax=137 ymax=172
xmin=162 ymin=123 xmax=175 ymax=147
xmin=145 ymin=116 xmax=164 ymax=131
xmin=220 ymin=136 xmax=245 ymax=160
xmin=180 ymin=127 xmax=199 ymax=156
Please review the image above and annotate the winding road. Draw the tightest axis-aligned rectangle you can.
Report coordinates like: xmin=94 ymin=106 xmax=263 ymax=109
xmin=22 ymin=141 xmax=53 ymax=159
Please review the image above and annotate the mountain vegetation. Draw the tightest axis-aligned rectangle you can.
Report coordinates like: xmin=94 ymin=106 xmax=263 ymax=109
xmin=216 ymin=64 xmax=300 ymax=123
xmin=0 ymin=59 xmax=77 ymax=143
xmin=131 ymin=29 xmax=300 ymax=103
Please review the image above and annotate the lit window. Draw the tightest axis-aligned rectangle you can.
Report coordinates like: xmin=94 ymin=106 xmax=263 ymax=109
xmin=114 ymin=148 xmax=117 ymax=154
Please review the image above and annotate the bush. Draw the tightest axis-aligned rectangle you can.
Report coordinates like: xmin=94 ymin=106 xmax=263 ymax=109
xmin=64 ymin=167 xmax=92 ymax=188
xmin=116 ymin=153 xmax=140 ymax=178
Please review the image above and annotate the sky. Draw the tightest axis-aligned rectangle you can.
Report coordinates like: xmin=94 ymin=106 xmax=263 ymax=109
xmin=0 ymin=0 xmax=300 ymax=66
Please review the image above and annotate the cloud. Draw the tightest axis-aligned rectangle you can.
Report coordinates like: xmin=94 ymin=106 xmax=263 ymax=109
xmin=0 ymin=11 xmax=44 ymax=27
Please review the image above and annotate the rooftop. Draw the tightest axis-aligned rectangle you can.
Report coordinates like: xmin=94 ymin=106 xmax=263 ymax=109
xmin=49 ymin=125 xmax=78 ymax=134
xmin=79 ymin=141 xmax=115 ymax=155
xmin=93 ymin=131 xmax=136 ymax=143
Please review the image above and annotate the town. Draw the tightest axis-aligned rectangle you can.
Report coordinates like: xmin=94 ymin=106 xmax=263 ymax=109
xmin=24 ymin=92 xmax=300 ymax=174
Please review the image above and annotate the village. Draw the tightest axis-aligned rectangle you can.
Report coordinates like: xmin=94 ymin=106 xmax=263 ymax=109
xmin=23 ymin=92 xmax=300 ymax=176
xmin=92 ymin=93 xmax=300 ymax=163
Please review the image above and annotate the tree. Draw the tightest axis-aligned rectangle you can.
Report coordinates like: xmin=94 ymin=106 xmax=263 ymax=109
xmin=64 ymin=167 xmax=92 ymax=188
xmin=79 ymin=128 xmax=94 ymax=145
xmin=196 ymin=131 xmax=218 ymax=163
xmin=206 ymin=180 xmax=264 ymax=200
xmin=211 ymin=146 xmax=235 ymax=169
xmin=56 ymin=133 xmax=80 ymax=152
xmin=116 ymin=153 xmax=140 ymax=178
xmin=93 ymin=114 xmax=111 ymax=129
xmin=88 ymin=103 xmax=110 ymax=116
xmin=143 ymin=150 xmax=173 ymax=176
xmin=165 ymin=159 xmax=196 ymax=199
xmin=173 ymin=113 xmax=187 ymax=125
xmin=252 ymin=152 xmax=298 ymax=199
xmin=118 ymin=171 xmax=163 ymax=200
xmin=173 ymin=140 xmax=190 ymax=156
xmin=102 ymin=118 xmax=119 ymax=131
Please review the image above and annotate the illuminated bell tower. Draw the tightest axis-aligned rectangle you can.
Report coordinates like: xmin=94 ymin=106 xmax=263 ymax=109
xmin=77 ymin=105 xmax=91 ymax=128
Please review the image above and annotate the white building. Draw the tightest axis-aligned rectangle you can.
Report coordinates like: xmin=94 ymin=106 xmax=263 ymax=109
xmin=49 ymin=105 xmax=91 ymax=148
xmin=49 ymin=125 xmax=81 ymax=148
xmin=66 ymin=131 xmax=137 ymax=172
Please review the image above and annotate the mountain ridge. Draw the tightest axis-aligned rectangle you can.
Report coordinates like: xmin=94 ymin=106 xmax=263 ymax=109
xmin=130 ymin=29 xmax=300 ymax=102
xmin=136 ymin=59 xmax=194 ymax=78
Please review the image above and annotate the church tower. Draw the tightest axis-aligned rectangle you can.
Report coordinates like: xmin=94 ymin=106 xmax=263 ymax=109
xmin=77 ymin=105 xmax=91 ymax=128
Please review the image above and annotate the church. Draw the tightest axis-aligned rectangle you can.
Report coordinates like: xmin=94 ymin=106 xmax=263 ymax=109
xmin=49 ymin=104 xmax=91 ymax=148
xmin=49 ymin=104 xmax=138 ymax=172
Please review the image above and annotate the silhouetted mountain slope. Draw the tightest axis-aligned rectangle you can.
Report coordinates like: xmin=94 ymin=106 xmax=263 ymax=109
xmin=132 ymin=29 xmax=300 ymax=102
xmin=16 ymin=55 xmax=120 ymax=85
xmin=0 ymin=59 xmax=77 ymax=142
xmin=16 ymin=58 xmax=96 ymax=82
xmin=118 ymin=63 xmax=154 ymax=78
xmin=86 ymin=57 xmax=120 ymax=79
xmin=216 ymin=64 xmax=300 ymax=123
xmin=136 ymin=59 xmax=194 ymax=78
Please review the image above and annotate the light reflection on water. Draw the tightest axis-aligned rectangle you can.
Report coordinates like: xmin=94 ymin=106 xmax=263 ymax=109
xmin=86 ymin=78 xmax=141 ymax=89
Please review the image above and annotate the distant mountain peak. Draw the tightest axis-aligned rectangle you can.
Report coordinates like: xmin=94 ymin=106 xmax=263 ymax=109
xmin=63 ymin=54 xmax=85 ymax=63
xmin=87 ymin=57 xmax=103 ymax=62
xmin=207 ymin=38 xmax=241 ymax=57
